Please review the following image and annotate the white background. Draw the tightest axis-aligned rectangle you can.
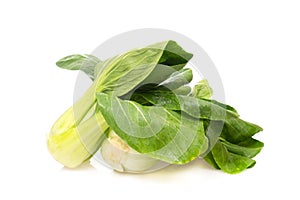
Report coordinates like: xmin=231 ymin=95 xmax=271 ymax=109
xmin=0 ymin=0 xmax=299 ymax=199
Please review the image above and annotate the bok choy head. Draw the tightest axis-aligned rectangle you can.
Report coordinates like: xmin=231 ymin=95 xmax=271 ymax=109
xmin=48 ymin=40 xmax=263 ymax=174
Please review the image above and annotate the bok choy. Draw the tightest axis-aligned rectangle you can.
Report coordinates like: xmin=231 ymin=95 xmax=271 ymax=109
xmin=47 ymin=40 xmax=263 ymax=174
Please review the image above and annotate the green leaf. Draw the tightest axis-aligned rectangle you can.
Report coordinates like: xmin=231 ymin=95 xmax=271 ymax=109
xmin=173 ymin=85 xmax=191 ymax=95
xmin=140 ymin=64 xmax=182 ymax=86
xmin=138 ymin=90 xmax=238 ymax=120
xmin=200 ymin=99 xmax=239 ymax=115
xmin=203 ymin=152 xmax=220 ymax=169
xmin=192 ymin=79 xmax=213 ymax=99
xmin=149 ymin=40 xmax=193 ymax=68
xmin=211 ymin=141 xmax=256 ymax=174
xmin=56 ymin=54 xmax=101 ymax=81
xmin=128 ymin=67 xmax=193 ymax=101
xmin=94 ymin=56 xmax=117 ymax=80
xmin=203 ymin=119 xmax=263 ymax=174
xmin=159 ymin=68 xmax=193 ymax=90
xmin=202 ymin=113 xmax=262 ymax=146
xmin=222 ymin=117 xmax=263 ymax=143
xmin=202 ymin=120 xmax=225 ymax=154
xmin=220 ymin=137 xmax=264 ymax=158
xmin=96 ymin=40 xmax=193 ymax=97
xmin=96 ymin=92 xmax=208 ymax=164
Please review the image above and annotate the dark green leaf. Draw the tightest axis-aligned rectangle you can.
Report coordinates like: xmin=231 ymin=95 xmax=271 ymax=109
xmin=220 ymin=137 xmax=264 ymax=158
xmin=138 ymin=91 xmax=238 ymax=120
xmin=202 ymin=120 xmax=225 ymax=154
xmin=222 ymin=117 xmax=263 ymax=143
xmin=96 ymin=92 xmax=208 ymax=164
xmin=150 ymin=40 xmax=193 ymax=68
xmin=203 ymin=120 xmax=263 ymax=174
xmin=203 ymin=152 xmax=220 ymax=169
xmin=211 ymin=141 xmax=256 ymax=174
xmin=200 ymin=99 xmax=239 ymax=115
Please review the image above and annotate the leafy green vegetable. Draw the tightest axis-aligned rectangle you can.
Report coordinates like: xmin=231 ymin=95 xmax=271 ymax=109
xmin=48 ymin=40 xmax=263 ymax=174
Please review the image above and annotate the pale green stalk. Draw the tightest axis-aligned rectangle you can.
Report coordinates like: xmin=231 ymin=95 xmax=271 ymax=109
xmin=47 ymin=112 xmax=108 ymax=168
xmin=47 ymin=77 xmax=107 ymax=168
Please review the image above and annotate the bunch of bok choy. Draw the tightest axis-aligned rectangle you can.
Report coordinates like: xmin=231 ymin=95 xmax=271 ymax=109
xmin=47 ymin=40 xmax=263 ymax=174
